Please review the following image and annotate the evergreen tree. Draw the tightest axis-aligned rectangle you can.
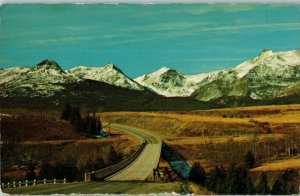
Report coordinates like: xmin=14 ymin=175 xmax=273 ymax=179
xmin=271 ymin=178 xmax=284 ymax=195
xmin=225 ymin=165 xmax=254 ymax=194
xmin=61 ymin=104 xmax=71 ymax=121
xmin=26 ymin=164 xmax=37 ymax=181
xmin=245 ymin=151 xmax=256 ymax=169
xmin=225 ymin=164 xmax=236 ymax=194
xmin=189 ymin=162 xmax=206 ymax=186
xmin=82 ymin=114 xmax=102 ymax=135
xmin=271 ymin=171 xmax=295 ymax=195
xmin=39 ymin=162 xmax=52 ymax=179
xmin=215 ymin=166 xmax=227 ymax=194
xmin=108 ymin=147 xmax=121 ymax=164
xmin=84 ymin=158 xmax=95 ymax=172
xmin=256 ymin=172 xmax=270 ymax=194
xmin=69 ymin=107 xmax=81 ymax=125
xmin=96 ymin=117 xmax=103 ymax=133
xmin=205 ymin=165 xmax=226 ymax=194
xmin=95 ymin=156 xmax=105 ymax=170
xmin=62 ymin=156 xmax=78 ymax=181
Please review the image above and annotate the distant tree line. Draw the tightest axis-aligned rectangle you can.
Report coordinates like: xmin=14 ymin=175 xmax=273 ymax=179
xmin=61 ymin=104 xmax=102 ymax=136
xmin=188 ymin=151 xmax=296 ymax=195
xmin=200 ymin=135 xmax=296 ymax=166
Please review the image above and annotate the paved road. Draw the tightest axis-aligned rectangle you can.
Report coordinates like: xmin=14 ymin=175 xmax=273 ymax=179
xmin=105 ymin=124 xmax=162 ymax=181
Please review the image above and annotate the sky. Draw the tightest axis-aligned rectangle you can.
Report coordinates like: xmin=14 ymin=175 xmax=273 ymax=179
xmin=0 ymin=4 xmax=300 ymax=77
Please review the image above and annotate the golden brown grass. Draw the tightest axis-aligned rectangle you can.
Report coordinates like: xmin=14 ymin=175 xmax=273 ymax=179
xmin=251 ymin=158 xmax=300 ymax=172
xmin=165 ymin=134 xmax=284 ymax=145
xmin=186 ymin=182 xmax=213 ymax=195
xmin=99 ymin=104 xmax=300 ymax=138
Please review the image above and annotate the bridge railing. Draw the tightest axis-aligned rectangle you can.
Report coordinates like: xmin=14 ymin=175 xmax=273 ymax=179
xmin=90 ymin=140 xmax=147 ymax=180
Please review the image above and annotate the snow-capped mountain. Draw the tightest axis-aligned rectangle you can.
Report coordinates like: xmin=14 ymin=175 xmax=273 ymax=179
xmin=135 ymin=67 xmax=198 ymax=97
xmin=135 ymin=49 xmax=300 ymax=101
xmin=68 ymin=64 xmax=144 ymax=91
xmin=1 ymin=49 xmax=299 ymax=104
xmin=0 ymin=60 xmax=79 ymax=97
xmin=192 ymin=49 xmax=300 ymax=101
xmin=134 ymin=67 xmax=223 ymax=97
xmin=0 ymin=61 xmax=148 ymax=98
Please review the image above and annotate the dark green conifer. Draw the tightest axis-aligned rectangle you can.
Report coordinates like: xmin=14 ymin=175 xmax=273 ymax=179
xmin=189 ymin=162 xmax=206 ymax=186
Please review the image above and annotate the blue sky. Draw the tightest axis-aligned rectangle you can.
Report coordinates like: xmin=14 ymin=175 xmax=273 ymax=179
xmin=0 ymin=4 xmax=300 ymax=77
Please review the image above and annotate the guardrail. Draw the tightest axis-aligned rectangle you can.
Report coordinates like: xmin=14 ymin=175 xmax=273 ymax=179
xmin=90 ymin=140 xmax=147 ymax=180
xmin=1 ymin=178 xmax=66 ymax=189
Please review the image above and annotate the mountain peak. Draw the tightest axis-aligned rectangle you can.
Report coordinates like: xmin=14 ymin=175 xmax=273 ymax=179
xmin=104 ymin=63 xmax=123 ymax=74
xmin=104 ymin=63 xmax=116 ymax=68
xmin=159 ymin=66 xmax=171 ymax=72
xmin=35 ymin=60 xmax=64 ymax=72
xmin=151 ymin=66 xmax=173 ymax=76
xmin=258 ymin=49 xmax=273 ymax=58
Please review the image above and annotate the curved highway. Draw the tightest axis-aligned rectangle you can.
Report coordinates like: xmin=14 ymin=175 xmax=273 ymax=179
xmin=105 ymin=124 xmax=162 ymax=181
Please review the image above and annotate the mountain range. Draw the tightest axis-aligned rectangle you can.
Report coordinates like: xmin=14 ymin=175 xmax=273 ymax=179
xmin=1 ymin=49 xmax=300 ymax=110
xmin=135 ymin=49 xmax=300 ymax=101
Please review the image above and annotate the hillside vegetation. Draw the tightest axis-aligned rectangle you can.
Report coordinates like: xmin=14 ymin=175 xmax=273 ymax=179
xmin=1 ymin=115 xmax=139 ymax=182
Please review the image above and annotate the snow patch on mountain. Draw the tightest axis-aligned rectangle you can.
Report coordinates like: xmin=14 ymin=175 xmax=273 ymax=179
xmin=233 ymin=49 xmax=300 ymax=78
xmin=68 ymin=64 xmax=144 ymax=91
xmin=134 ymin=67 xmax=198 ymax=97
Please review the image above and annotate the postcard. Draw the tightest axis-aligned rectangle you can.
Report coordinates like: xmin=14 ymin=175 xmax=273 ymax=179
xmin=1 ymin=2 xmax=299 ymax=195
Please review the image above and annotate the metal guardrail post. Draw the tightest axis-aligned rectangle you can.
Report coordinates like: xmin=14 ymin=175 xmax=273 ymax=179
xmin=1 ymin=178 xmax=68 ymax=189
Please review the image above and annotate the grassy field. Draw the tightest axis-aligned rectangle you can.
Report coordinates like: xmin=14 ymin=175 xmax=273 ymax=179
xmin=2 ymin=182 xmax=183 ymax=194
xmin=100 ymin=104 xmax=300 ymax=137
xmin=99 ymin=104 xmax=300 ymax=170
